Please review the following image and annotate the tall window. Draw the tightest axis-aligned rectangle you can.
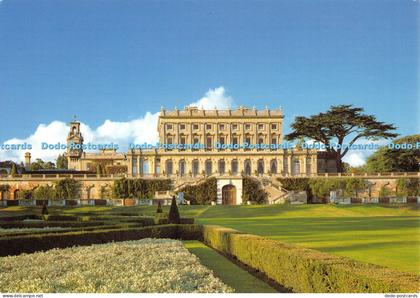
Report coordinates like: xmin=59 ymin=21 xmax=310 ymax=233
xmin=132 ymin=157 xmax=137 ymax=176
xmin=179 ymin=160 xmax=186 ymax=177
xmin=244 ymin=160 xmax=251 ymax=176
xmin=306 ymin=157 xmax=312 ymax=174
xmin=231 ymin=159 xmax=238 ymax=175
xmin=205 ymin=160 xmax=212 ymax=175
xmin=165 ymin=160 xmax=173 ymax=175
xmin=270 ymin=159 xmax=277 ymax=174
xmin=257 ymin=159 xmax=264 ymax=175
xmin=192 ymin=160 xmax=199 ymax=177
xmin=206 ymin=137 xmax=212 ymax=149
xmin=218 ymin=160 xmax=225 ymax=175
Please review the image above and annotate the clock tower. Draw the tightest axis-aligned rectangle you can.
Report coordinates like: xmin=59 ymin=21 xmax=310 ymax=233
xmin=66 ymin=117 xmax=84 ymax=169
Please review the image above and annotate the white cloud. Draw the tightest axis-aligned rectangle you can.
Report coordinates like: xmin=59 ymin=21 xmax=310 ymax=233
xmin=189 ymin=86 xmax=234 ymax=109
xmin=0 ymin=87 xmax=233 ymax=163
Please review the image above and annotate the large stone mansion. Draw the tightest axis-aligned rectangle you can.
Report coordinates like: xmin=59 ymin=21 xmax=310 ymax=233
xmin=67 ymin=106 xmax=336 ymax=178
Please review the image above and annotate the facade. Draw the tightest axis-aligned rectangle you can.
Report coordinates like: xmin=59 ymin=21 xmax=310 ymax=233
xmin=67 ymin=106 xmax=319 ymax=178
xmin=65 ymin=106 xmax=322 ymax=204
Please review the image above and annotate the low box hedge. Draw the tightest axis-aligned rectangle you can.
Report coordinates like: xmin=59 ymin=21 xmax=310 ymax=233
xmin=0 ymin=224 xmax=200 ymax=256
xmin=0 ymin=220 xmax=107 ymax=229
xmin=6 ymin=200 xmax=19 ymax=206
xmin=201 ymin=225 xmax=420 ymax=293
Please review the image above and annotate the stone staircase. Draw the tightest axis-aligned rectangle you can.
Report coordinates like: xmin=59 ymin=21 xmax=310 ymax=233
xmin=172 ymin=175 xmax=209 ymax=192
xmin=260 ymin=176 xmax=289 ymax=204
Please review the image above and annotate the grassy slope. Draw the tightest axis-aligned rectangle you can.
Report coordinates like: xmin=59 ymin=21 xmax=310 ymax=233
xmin=183 ymin=240 xmax=277 ymax=293
xmin=1 ymin=204 xmax=419 ymax=273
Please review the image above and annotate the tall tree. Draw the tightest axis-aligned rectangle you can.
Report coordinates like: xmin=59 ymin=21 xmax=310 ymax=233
xmin=285 ymin=105 xmax=398 ymax=172
xmin=56 ymin=154 xmax=68 ymax=169
xmin=365 ymin=134 xmax=420 ymax=172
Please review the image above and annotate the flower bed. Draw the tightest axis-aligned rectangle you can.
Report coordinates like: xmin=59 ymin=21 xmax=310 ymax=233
xmin=0 ymin=238 xmax=233 ymax=293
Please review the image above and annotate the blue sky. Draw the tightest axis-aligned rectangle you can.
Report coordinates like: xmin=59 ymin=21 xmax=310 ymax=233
xmin=0 ymin=0 xmax=418 ymax=163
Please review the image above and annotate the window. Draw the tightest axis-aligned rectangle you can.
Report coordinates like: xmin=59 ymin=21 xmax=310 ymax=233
xmin=218 ymin=160 xmax=225 ymax=175
xmin=167 ymin=137 xmax=173 ymax=145
xmin=193 ymin=137 xmax=199 ymax=144
xmin=219 ymin=124 xmax=225 ymax=130
xmin=245 ymin=124 xmax=251 ymax=130
xmin=206 ymin=124 xmax=212 ymax=130
xmin=166 ymin=124 xmax=173 ymax=130
xmin=231 ymin=160 xmax=238 ymax=175
xmin=180 ymin=124 xmax=186 ymax=130
xmin=271 ymin=123 xmax=277 ymax=130
xmin=271 ymin=137 xmax=277 ymax=145
xmin=180 ymin=137 xmax=186 ymax=145
xmin=193 ymin=124 xmax=199 ymax=130
xmin=205 ymin=160 xmax=212 ymax=175
xmin=232 ymin=136 xmax=238 ymax=145
xmin=206 ymin=137 xmax=212 ymax=149
xmin=219 ymin=136 xmax=225 ymax=145
xmin=232 ymin=124 xmax=238 ymax=130
xmin=258 ymin=124 xmax=264 ymax=130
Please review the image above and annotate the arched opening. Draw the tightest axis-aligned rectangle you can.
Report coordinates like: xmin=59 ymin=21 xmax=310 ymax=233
xmin=179 ymin=160 xmax=186 ymax=177
xmin=257 ymin=159 xmax=264 ymax=175
xmin=192 ymin=160 xmax=199 ymax=177
xmin=270 ymin=159 xmax=277 ymax=174
xmin=244 ymin=160 xmax=251 ymax=176
xmin=222 ymin=184 xmax=236 ymax=205
xmin=205 ymin=160 xmax=212 ymax=176
xmin=13 ymin=189 xmax=20 ymax=200
xmin=165 ymin=160 xmax=173 ymax=175
xmin=218 ymin=160 xmax=225 ymax=175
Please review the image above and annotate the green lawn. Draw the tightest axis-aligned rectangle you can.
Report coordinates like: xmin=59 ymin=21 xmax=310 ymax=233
xmin=194 ymin=204 xmax=420 ymax=274
xmin=183 ymin=240 xmax=277 ymax=293
xmin=1 ymin=204 xmax=419 ymax=273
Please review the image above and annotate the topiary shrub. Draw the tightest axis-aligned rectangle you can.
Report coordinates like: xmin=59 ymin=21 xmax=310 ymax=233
xmin=156 ymin=201 xmax=163 ymax=213
xmin=168 ymin=196 xmax=180 ymax=224
xmin=41 ymin=202 xmax=48 ymax=216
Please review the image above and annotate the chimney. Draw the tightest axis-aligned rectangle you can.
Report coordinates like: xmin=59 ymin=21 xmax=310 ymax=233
xmin=24 ymin=152 xmax=31 ymax=167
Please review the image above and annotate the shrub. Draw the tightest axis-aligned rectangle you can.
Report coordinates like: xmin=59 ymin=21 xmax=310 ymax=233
xmin=19 ymin=189 xmax=33 ymax=200
xmin=179 ymin=178 xmax=217 ymax=205
xmin=34 ymin=185 xmax=56 ymax=200
xmin=168 ymin=196 xmax=180 ymax=224
xmin=201 ymin=225 xmax=419 ymax=293
xmin=242 ymin=177 xmax=267 ymax=204
xmin=41 ymin=203 xmax=49 ymax=215
xmin=156 ymin=201 xmax=163 ymax=213
xmin=278 ymin=178 xmax=310 ymax=191
xmin=55 ymin=178 xmax=81 ymax=200
xmin=396 ymin=178 xmax=420 ymax=197
xmin=113 ymin=178 xmax=172 ymax=199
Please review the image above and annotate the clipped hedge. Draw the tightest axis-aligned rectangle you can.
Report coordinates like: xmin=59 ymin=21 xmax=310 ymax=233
xmin=0 ymin=224 xmax=201 ymax=257
xmin=201 ymin=225 xmax=420 ymax=293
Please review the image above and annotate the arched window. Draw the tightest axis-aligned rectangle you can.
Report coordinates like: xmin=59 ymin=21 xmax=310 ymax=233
xmin=270 ymin=159 xmax=277 ymax=174
xmin=205 ymin=160 xmax=212 ymax=176
xmin=257 ymin=159 xmax=264 ymax=175
xmin=192 ymin=160 xmax=199 ymax=177
xmin=231 ymin=159 xmax=238 ymax=175
xmin=179 ymin=160 xmax=186 ymax=177
xmin=244 ymin=160 xmax=251 ymax=176
xmin=218 ymin=160 xmax=225 ymax=175
xmin=165 ymin=160 xmax=173 ymax=175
